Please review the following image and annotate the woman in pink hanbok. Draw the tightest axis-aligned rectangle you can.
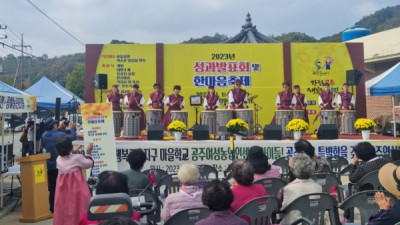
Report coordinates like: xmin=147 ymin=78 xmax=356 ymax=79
xmin=53 ymin=136 xmax=93 ymax=225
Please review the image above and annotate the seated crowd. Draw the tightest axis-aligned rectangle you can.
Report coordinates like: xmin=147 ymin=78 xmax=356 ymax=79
xmin=51 ymin=137 xmax=398 ymax=225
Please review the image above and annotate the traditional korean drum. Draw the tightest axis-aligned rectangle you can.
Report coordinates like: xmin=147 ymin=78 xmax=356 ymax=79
xmin=201 ymin=111 xmax=216 ymax=135
xmin=320 ymin=110 xmax=338 ymax=125
xmin=113 ymin=111 xmax=123 ymax=136
xmin=235 ymin=109 xmax=254 ymax=138
xmin=292 ymin=110 xmax=305 ymax=120
xmin=340 ymin=110 xmax=356 ymax=134
xmin=216 ymin=109 xmax=234 ymax=136
xmin=146 ymin=109 xmax=163 ymax=133
xmin=123 ymin=111 xmax=141 ymax=137
xmin=275 ymin=110 xmax=293 ymax=137
xmin=171 ymin=110 xmax=188 ymax=136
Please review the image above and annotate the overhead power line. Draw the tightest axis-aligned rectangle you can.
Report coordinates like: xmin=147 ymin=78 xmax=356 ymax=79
xmin=0 ymin=41 xmax=37 ymax=57
xmin=25 ymin=0 xmax=85 ymax=46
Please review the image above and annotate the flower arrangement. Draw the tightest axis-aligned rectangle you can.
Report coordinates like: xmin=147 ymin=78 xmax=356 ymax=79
xmin=286 ymin=119 xmax=309 ymax=131
xmin=167 ymin=120 xmax=187 ymax=132
xmin=226 ymin=118 xmax=249 ymax=133
xmin=354 ymin=118 xmax=376 ymax=130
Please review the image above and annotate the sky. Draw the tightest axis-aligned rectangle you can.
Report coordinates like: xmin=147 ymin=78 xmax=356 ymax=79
xmin=0 ymin=0 xmax=399 ymax=58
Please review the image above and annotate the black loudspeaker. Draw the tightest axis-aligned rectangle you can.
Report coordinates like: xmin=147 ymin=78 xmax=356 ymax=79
xmin=317 ymin=124 xmax=338 ymax=140
xmin=55 ymin=97 xmax=61 ymax=121
xmin=147 ymin=124 xmax=163 ymax=140
xmin=346 ymin=70 xmax=362 ymax=86
xmin=93 ymin=74 xmax=108 ymax=89
xmin=193 ymin=125 xmax=209 ymax=140
xmin=264 ymin=125 xmax=282 ymax=140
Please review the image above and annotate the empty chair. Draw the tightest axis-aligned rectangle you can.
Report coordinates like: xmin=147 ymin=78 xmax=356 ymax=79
xmin=164 ymin=207 xmax=210 ymax=225
xmin=234 ymin=196 xmax=280 ymax=225
xmin=310 ymin=173 xmax=344 ymax=202
xmin=197 ymin=164 xmax=218 ymax=180
xmin=155 ymin=173 xmax=180 ymax=200
xmin=349 ymin=170 xmax=384 ymax=194
xmin=338 ymin=190 xmax=397 ymax=225
xmin=280 ymin=193 xmax=341 ymax=225
xmin=272 ymin=156 xmax=290 ymax=182
xmin=327 ymin=156 xmax=349 ymax=178
xmin=253 ymin=178 xmax=286 ymax=197
xmin=142 ymin=168 xmax=169 ymax=183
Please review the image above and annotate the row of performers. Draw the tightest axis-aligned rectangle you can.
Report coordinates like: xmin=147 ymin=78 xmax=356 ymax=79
xmin=107 ymin=79 xmax=355 ymax=129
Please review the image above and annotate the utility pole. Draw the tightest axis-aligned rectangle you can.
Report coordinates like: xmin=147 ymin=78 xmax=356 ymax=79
xmin=13 ymin=34 xmax=31 ymax=89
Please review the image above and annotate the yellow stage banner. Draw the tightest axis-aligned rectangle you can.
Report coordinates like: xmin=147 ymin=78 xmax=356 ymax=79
xmin=81 ymin=102 xmax=117 ymax=177
xmin=164 ymin=43 xmax=284 ymax=129
xmin=94 ymin=44 xmax=157 ymax=111
xmin=291 ymin=43 xmax=355 ymax=132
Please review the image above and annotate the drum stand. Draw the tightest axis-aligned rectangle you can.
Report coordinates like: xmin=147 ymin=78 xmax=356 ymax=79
xmin=253 ymin=101 xmax=263 ymax=134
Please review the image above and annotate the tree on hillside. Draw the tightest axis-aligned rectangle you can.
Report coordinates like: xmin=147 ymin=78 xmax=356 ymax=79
xmin=182 ymin=33 xmax=229 ymax=43
xmin=110 ymin=40 xmax=135 ymax=44
xmin=66 ymin=63 xmax=85 ymax=99
xmin=271 ymin=32 xmax=318 ymax=42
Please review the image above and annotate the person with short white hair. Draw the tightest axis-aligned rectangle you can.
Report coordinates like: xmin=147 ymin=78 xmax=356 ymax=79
xmin=280 ymin=153 xmax=322 ymax=225
xmin=161 ymin=164 xmax=204 ymax=222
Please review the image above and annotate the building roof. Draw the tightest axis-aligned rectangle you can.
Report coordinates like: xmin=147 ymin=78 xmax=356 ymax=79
xmin=223 ymin=13 xmax=278 ymax=43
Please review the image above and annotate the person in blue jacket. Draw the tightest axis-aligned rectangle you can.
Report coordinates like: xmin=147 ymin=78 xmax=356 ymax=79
xmin=41 ymin=117 xmax=76 ymax=213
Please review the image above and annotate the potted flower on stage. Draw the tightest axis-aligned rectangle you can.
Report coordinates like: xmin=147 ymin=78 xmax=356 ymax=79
xmin=286 ymin=119 xmax=309 ymax=140
xmin=167 ymin=120 xmax=187 ymax=141
xmin=354 ymin=118 xmax=376 ymax=140
xmin=226 ymin=118 xmax=249 ymax=140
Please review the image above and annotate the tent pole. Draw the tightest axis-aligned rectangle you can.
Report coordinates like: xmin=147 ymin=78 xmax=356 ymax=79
xmin=1 ymin=115 xmax=4 ymax=208
xmin=392 ymin=96 xmax=397 ymax=137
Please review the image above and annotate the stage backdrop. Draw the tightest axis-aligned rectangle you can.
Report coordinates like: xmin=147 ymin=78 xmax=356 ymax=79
xmin=86 ymin=43 xmax=365 ymax=133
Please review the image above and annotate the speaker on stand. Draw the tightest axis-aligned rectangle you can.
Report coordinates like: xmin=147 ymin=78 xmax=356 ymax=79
xmin=93 ymin=74 xmax=108 ymax=102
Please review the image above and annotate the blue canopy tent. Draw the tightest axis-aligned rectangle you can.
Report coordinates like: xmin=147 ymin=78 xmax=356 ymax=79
xmin=25 ymin=76 xmax=84 ymax=110
xmin=366 ymin=62 xmax=400 ymax=136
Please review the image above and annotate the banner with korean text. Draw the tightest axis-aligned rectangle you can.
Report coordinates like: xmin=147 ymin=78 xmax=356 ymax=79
xmin=74 ymin=139 xmax=400 ymax=174
xmin=0 ymin=93 xmax=36 ymax=113
xmin=81 ymin=102 xmax=118 ymax=177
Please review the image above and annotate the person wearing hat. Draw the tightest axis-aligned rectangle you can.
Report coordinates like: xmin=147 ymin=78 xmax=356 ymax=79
xmin=337 ymin=83 xmax=355 ymax=110
xmin=163 ymin=85 xmax=185 ymax=130
xmin=367 ymin=163 xmax=400 ymax=224
xmin=125 ymin=84 xmax=146 ymax=131
xmin=204 ymin=85 xmax=220 ymax=111
xmin=228 ymin=79 xmax=248 ymax=109
xmin=247 ymin=146 xmax=281 ymax=181
xmin=41 ymin=117 xmax=76 ymax=213
xmin=318 ymin=82 xmax=336 ymax=110
xmin=276 ymin=81 xmax=294 ymax=110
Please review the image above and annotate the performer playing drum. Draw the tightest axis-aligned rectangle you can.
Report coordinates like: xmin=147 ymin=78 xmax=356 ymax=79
xmin=318 ymin=83 xmax=338 ymax=126
xmin=276 ymin=81 xmax=293 ymax=110
xmin=107 ymin=85 xmax=123 ymax=136
xmin=202 ymin=86 xmax=219 ymax=135
xmin=338 ymin=83 xmax=356 ymax=134
xmin=292 ymin=85 xmax=308 ymax=123
xmin=228 ymin=79 xmax=248 ymax=109
xmin=163 ymin=85 xmax=185 ymax=130
xmin=147 ymin=83 xmax=165 ymax=111
xmin=124 ymin=84 xmax=146 ymax=131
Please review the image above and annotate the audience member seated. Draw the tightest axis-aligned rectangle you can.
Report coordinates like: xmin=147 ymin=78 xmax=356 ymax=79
xmin=230 ymin=159 xmax=267 ymax=213
xmin=349 ymin=142 xmax=391 ymax=185
xmin=161 ymin=164 xmax=204 ymax=222
xmin=247 ymin=145 xmax=281 ymax=181
xmin=78 ymin=171 xmax=140 ymax=225
xmin=98 ymin=217 xmax=138 ymax=225
xmin=294 ymin=139 xmax=331 ymax=173
xmin=368 ymin=163 xmax=400 ymax=224
xmin=195 ymin=179 xmax=247 ymax=225
xmin=121 ymin=149 xmax=150 ymax=191
xmin=281 ymin=153 xmax=322 ymax=225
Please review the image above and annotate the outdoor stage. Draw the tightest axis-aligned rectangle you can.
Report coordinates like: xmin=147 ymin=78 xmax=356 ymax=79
xmin=75 ymin=134 xmax=400 ymax=175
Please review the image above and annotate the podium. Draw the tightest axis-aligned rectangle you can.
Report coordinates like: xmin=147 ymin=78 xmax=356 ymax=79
xmin=16 ymin=153 xmax=53 ymax=222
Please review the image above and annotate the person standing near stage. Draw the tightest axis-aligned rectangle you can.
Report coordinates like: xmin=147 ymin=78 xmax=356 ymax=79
xmin=228 ymin=79 xmax=248 ymax=109
xmin=125 ymin=84 xmax=146 ymax=131
xmin=163 ymin=85 xmax=185 ymax=129
xmin=276 ymin=82 xmax=293 ymax=109
xmin=318 ymin=83 xmax=336 ymax=110
xmin=204 ymin=85 xmax=220 ymax=110
xmin=337 ymin=83 xmax=355 ymax=110
xmin=147 ymin=83 xmax=165 ymax=110
xmin=107 ymin=85 xmax=123 ymax=111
